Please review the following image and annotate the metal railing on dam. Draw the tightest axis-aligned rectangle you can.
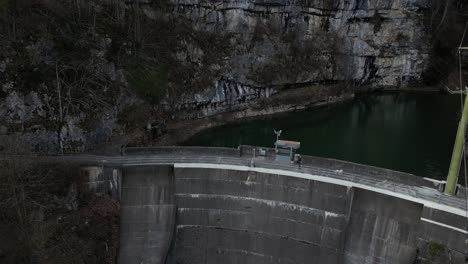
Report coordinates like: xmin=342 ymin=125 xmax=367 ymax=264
xmin=77 ymin=146 xmax=468 ymax=264
xmin=93 ymin=145 xmax=465 ymax=196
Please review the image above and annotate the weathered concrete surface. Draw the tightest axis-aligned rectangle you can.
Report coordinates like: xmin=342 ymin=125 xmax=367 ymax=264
xmin=74 ymin=147 xmax=468 ymax=263
xmin=174 ymin=168 xmax=352 ymax=263
xmin=118 ymin=166 xmax=176 ymax=264
xmin=343 ymin=188 xmax=423 ymax=264
xmin=81 ymin=166 xmax=121 ymax=200
xmin=417 ymin=207 xmax=468 ymax=263
xmin=239 ymin=145 xmax=435 ymax=188
xmin=173 ymin=168 xmax=429 ymax=264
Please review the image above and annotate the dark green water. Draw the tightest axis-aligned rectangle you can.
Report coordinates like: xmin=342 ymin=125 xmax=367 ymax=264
xmin=185 ymin=94 xmax=461 ymax=179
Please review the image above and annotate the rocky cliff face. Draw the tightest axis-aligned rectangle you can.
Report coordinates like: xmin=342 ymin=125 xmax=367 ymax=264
xmin=173 ymin=0 xmax=431 ymax=86
xmin=167 ymin=79 xmax=276 ymax=118
xmin=0 ymin=37 xmax=133 ymax=153
xmin=0 ymin=0 xmax=436 ymax=152
xmin=166 ymin=0 xmax=432 ymax=115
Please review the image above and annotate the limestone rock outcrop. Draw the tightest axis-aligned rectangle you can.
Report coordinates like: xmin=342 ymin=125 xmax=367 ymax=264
xmin=162 ymin=0 xmax=432 ymax=115
xmin=173 ymin=0 xmax=431 ymax=86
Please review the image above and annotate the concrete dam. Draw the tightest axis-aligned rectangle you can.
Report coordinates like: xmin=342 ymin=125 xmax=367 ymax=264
xmin=79 ymin=146 xmax=468 ymax=264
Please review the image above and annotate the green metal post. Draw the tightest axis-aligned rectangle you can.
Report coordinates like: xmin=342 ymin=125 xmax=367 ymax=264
xmin=446 ymin=92 xmax=468 ymax=195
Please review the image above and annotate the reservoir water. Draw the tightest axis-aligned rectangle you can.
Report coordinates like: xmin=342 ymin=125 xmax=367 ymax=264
xmin=185 ymin=93 xmax=461 ymax=179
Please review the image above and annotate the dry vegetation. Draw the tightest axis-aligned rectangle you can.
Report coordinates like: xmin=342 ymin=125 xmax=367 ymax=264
xmin=424 ymin=0 xmax=468 ymax=86
xmin=249 ymin=19 xmax=340 ymax=86
xmin=0 ymin=143 xmax=119 ymax=263
xmin=0 ymin=0 xmax=232 ymax=148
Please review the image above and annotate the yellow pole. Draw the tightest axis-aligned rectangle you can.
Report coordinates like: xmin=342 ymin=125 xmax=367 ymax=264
xmin=446 ymin=92 xmax=468 ymax=195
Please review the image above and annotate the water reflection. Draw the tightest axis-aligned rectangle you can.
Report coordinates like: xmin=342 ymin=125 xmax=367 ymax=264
xmin=184 ymin=94 xmax=460 ymax=179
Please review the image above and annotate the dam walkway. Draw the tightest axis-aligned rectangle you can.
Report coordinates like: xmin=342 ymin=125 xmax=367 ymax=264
xmin=73 ymin=146 xmax=467 ymax=217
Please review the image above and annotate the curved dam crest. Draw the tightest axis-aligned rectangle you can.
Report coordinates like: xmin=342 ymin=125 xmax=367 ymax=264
xmin=79 ymin=146 xmax=468 ymax=264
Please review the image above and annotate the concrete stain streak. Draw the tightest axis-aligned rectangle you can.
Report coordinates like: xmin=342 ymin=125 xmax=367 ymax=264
xmin=176 ymin=224 xmax=328 ymax=248
xmin=421 ymin=218 xmax=468 ymax=234
xmin=177 ymin=207 xmax=342 ymax=231
xmin=176 ymin=193 xmax=345 ymax=217
xmin=174 ymin=163 xmax=468 ymax=219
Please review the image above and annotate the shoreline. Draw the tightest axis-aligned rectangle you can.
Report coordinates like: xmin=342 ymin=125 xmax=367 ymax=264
xmin=153 ymin=85 xmax=444 ymax=146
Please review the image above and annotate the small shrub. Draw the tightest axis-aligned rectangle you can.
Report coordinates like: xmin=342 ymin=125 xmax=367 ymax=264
xmin=426 ymin=240 xmax=445 ymax=259
xmin=128 ymin=63 xmax=168 ymax=104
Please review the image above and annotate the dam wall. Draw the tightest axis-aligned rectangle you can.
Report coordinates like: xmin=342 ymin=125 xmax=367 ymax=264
xmin=174 ymin=167 xmax=351 ymax=263
xmin=418 ymin=207 xmax=468 ymax=261
xmin=80 ymin=166 xmax=121 ymax=200
xmin=118 ymin=166 xmax=176 ymax=264
xmin=78 ymin=147 xmax=468 ymax=263
xmin=173 ymin=167 xmax=426 ymax=264
xmin=343 ymin=188 xmax=422 ymax=263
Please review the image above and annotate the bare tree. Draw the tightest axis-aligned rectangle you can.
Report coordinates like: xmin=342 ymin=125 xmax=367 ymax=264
xmin=433 ymin=0 xmax=453 ymax=33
